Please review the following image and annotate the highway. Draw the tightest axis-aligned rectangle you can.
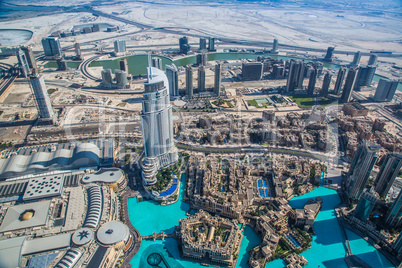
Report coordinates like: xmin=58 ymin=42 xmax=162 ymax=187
xmin=79 ymin=54 xmax=104 ymax=81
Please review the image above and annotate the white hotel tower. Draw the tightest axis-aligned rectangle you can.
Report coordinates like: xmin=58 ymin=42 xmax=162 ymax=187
xmin=141 ymin=67 xmax=178 ymax=185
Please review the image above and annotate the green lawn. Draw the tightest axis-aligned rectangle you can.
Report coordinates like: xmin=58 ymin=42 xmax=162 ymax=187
xmin=289 ymin=95 xmax=336 ymax=108
xmin=248 ymin=99 xmax=270 ymax=108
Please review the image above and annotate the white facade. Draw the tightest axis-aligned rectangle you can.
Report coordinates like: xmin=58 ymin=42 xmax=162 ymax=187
xmin=30 ymin=75 xmax=54 ymax=120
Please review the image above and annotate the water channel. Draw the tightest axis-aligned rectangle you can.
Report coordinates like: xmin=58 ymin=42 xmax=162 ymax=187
xmin=127 ymin=174 xmax=395 ymax=267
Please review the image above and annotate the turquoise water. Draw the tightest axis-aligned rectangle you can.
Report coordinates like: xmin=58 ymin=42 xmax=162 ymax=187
xmin=128 ymin=174 xmax=262 ymax=268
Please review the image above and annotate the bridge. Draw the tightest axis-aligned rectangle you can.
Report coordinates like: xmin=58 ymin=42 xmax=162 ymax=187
xmin=142 ymin=231 xmax=175 ymax=241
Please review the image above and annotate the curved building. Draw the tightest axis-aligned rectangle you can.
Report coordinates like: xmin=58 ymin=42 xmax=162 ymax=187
xmin=141 ymin=67 xmax=178 ymax=185
xmin=83 ymin=186 xmax=103 ymax=229
xmin=82 ymin=168 xmax=127 ymax=192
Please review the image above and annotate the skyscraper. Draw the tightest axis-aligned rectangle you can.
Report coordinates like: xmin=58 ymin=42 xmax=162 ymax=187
xmin=347 ymin=140 xmax=379 ymax=200
xmin=29 ymin=74 xmax=54 ymax=120
xmin=115 ymin=70 xmax=129 ymax=89
xmin=374 ymin=79 xmax=399 ymax=102
xmin=16 ymin=48 xmax=30 ymax=78
xmin=74 ymin=43 xmax=81 ymax=59
xmin=41 ymin=37 xmax=62 ymax=57
xmin=141 ymin=67 xmax=178 ymax=185
xmin=119 ymin=58 xmax=129 ymax=74
xmin=165 ymin=64 xmax=179 ymax=99
xmin=321 ymin=72 xmax=332 ymax=97
xmin=199 ymin=38 xmax=207 ymax=50
xmin=374 ymin=154 xmax=402 ymax=197
xmin=114 ymin=40 xmax=126 ymax=53
xmin=186 ymin=65 xmax=193 ymax=98
xmin=286 ymin=60 xmax=304 ymax=93
xmin=198 ymin=66 xmax=206 ymax=92
xmin=353 ymin=188 xmax=379 ymax=221
xmin=353 ymin=65 xmax=376 ymax=91
xmin=214 ymin=64 xmax=221 ymax=96
xmin=101 ymin=69 xmax=113 ymax=88
xmin=351 ymin=51 xmax=361 ymax=66
xmin=197 ymin=53 xmax=207 ymax=66
xmin=208 ymin=37 xmax=216 ymax=52
xmin=385 ymin=190 xmax=402 ymax=227
xmin=179 ymin=36 xmax=191 ymax=54
xmin=152 ymin=57 xmax=162 ymax=70
xmin=323 ymin=47 xmax=335 ymax=62
xmin=368 ymin=54 xmax=378 ymax=66
xmin=21 ymin=46 xmax=37 ymax=69
xmin=393 ymin=231 xmax=402 ymax=256
xmin=334 ymin=66 xmax=346 ymax=95
xmin=242 ymin=62 xmax=263 ymax=81
xmin=341 ymin=67 xmax=358 ymax=103
xmin=307 ymin=67 xmax=317 ymax=96
xmin=271 ymin=39 xmax=279 ymax=54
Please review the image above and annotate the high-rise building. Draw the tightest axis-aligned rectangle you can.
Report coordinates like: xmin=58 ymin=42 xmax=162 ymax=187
xmin=214 ymin=64 xmax=221 ymax=96
xmin=368 ymin=54 xmax=378 ymax=66
xmin=41 ymin=37 xmax=62 ymax=57
xmin=198 ymin=66 xmax=206 ymax=92
xmin=334 ymin=66 xmax=346 ymax=95
xmin=114 ymin=40 xmax=126 ymax=53
xmin=385 ymin=190 xmax=402 ymax=227
xmin=374 ymin=79 xmax=399 ymax=102
xmin=393 ymin=231 xmax=402 ymax=256
xmin=74 ymin=43 xmax=81 ymax=59
xmin=208 ymin=37 xmax=216 ymax=52
xmin=307 ymin=67 xmax=317 ymax=96
xmin=119 ymin=58 xmax=129 ymax=74
xmin=56 ymin=59 xmax=67 ymax=71
xmin=101 ymin=69 xmax=113 ymax=88
xmin=179 ymin=36 xmax=191 ymax=54
xmin=186 ymin=65 xmax=193 ymax=98
xmin=272 ymin=64 xmax=285 ymax=79
xmin=286 ymin=60 xmax=304 ymax=93
xmin=29 ymin=74 xmax=54 ymax=120
xmin=115 ymin=70 xmax=129 ymax=89
xmin=16 ymin=48 xmax=30 ymax=78
xmin=21 ymin=46 xmax=37 ymax=69
xmin=374 ymin=154 xmax=402 ymax=197
xmin=341 ymin=67 xmax=358 ymax=102
xmin=152 ymin=57 xmax=162 ymax=70
xmin=242 ymin=62 xmax=263 ymax=81
xmin=351 ymin=51 xmax=361 ymax=66
xmin=323 ymin=47 xmax=335 ymax=62
xmin=353 ymin=188 xmax=379 ymax=221
xmin=165 ymin=64 xmax=179 ymax=99
xmin=321 ymin=72 xmax=332 ymax=97
xmin=271 ymin=39 xmax=279 ymax=54
xmin=199 ymin=38 xmax=207 ymax=50
xmin=353 ymin=65 xmax=376 ymax=91
xmin=141 ymin=67 xmax=178 ymax=185
xmin=346 ymin=140 xmax=379 ymax=200
xmin=196 ymin=53 xmax=207 ymax=66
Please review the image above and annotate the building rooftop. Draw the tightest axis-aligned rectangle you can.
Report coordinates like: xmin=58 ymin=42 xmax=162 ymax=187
xmin=23 ymin=174 xmax=64 ymax=201
xmin=96 ymin=221 xmax=129 ymax=246
xmin=0 ymin=200 xmax=51 ymax=233
xmin=82 ymin=168 xmax=124 ymax=184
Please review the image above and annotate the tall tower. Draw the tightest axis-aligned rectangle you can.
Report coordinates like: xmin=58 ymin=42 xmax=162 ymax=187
xmin=41 ymin=37 xmax=62 ymax=57
xmin=16 ymin=48 xmax=30 ymax=78
xmin=74 ymin=43 xmax=81 ymax=60
xmin=353 ymin=65 xmax=376 ymax=91
xmin=347 ymin=140 xmax=379 ymax=200
xmin=368 ymin=54 xmax=378 ymax=66
xmin=353 ymin=188 xmax=379 ymax=221
xmin=152 ymin=57 xmax=162 ymax=70
xmin=115 ymin=70 xmax=129 ymax=89
xmin=165 ymin=64 xmax=179 ymax=99
xmin=341 ymin=67 xmax=358 ymax=103
xmin=374 ymin=154 xmax=402 ymax=197
xmin=186 ymin=65 xmax=193 ymax=98
xmin=101 ymin=69 xmax=113 ymax=88
xmin=393 ymin=231 xmax=402 ymax=256
xmin=333 ymin=66 xmax=346 ymax=95
xmin=199 ymin=38 xmax=207 ymax=50
xmin=323 ymin=47 xmax=334 ymax=62
xmin=141 ymin=67 xmax=178 ymax=185
xmin=198 ymin=66 xmax=206 ymax=92
xmin=29 ymin=75 xmax=54 ymax=120
xmin=119 ymin=58 xmax=129 ymax=74
xmin=114 ymin=40 xmax=126 ymax=53
xmin=321 ymin=72 xmax=332 ymax=97
xmin=214 ymin=64 xmax=221 ymax=96
xmin=286 ymin=60 xmax=304 ymax=93
xmin=307 ymin=67 xmax=317 ymax=96
xmin=179 ymin=36 xmax=190 ymax=54
xmin=385 ymin=190 xmax=402 ymax=227
xmin=271 ymin=39 xmax=279 ymax=54
xmin=208 ymin=37 xmax=216 ymax=52
xmin=374 ymin=79 xmax=399 ymax=102
xmin=21 ymin=46 xmax=37 ymax=69
xmin=351 ymin=51 xmax=361 ymax=66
